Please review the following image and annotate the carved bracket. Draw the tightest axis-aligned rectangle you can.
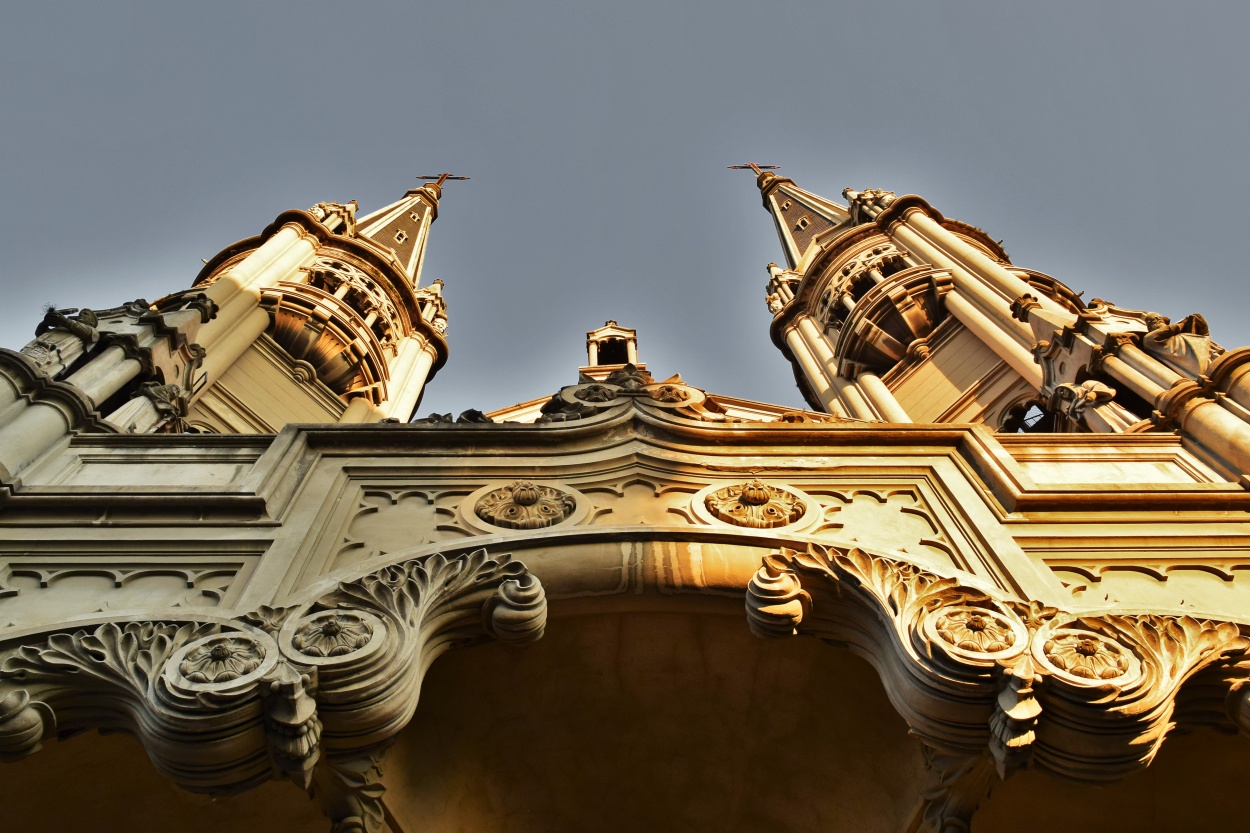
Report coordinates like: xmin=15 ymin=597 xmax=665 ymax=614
xmin=0 ymin=548 xmax=547 ymax=823
xmin=746 ymin=544 xmax=1250 ymax=829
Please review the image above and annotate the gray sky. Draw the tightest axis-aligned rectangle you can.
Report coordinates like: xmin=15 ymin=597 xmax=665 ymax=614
xmin=2 ymin=2 xmax=1248 ymax=416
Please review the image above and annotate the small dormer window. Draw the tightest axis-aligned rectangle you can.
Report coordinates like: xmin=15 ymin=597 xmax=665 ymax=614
xmin=796 ymin=218 xmax=810 ymax=230
xmin=394 ymin=230 xmax=409 ymax=244
xmin=781 ymin=200 xmax=792 ymax=210
xmin=410 ymin=212 xmax=421 ymax=222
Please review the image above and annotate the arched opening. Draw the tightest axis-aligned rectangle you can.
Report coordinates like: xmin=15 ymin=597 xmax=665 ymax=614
xmin=382 ymin=607 xmax=928 ymax=833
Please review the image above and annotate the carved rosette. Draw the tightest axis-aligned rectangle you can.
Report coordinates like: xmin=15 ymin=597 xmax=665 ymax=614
xmin=927 ymin=605 xmax=1025 ymax=663
xmin=475 ymin=481 xmax=578 ymax=530
xmin=704 ymin=480 xmax=806 ymax=529
xmin=1038 ymin=629 xmax=1136 ymax=685
xmin=291 ymin=612 xmax=377 ymax=659
xmin=176 ymin=634 xmax=267 ymax=684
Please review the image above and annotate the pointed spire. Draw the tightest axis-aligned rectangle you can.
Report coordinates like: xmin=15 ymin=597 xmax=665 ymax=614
xmin=354 ymin=174 xmax=467 ymax=287
xmin=732 ymin=165 xmax=851 ymax=270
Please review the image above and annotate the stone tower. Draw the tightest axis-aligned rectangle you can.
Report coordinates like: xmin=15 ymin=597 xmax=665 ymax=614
xmin=0 ymin=182 xmax=450 ymax=480
xmin=756 ymin=167 xmax=1250 ymax=481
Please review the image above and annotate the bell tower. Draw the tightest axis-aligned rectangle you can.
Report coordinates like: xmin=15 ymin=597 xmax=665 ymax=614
xmin=579 ymin=320 xmax=645 ymax=381
xmin=180 ymin=180 xmax=454 ymax=432
xmin=0 ymin=180 xmax=453 ymax=481
xmin=746 ymin=167 xmax=1250 ymax=481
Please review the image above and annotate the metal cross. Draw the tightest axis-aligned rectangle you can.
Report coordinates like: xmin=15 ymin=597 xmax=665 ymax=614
xmin=727 ymin=163 xmax=780 ymax=175
xmin=418 ymin=173 xmax=470 ymax=187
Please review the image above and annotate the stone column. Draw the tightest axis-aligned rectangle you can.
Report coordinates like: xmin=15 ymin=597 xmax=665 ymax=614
xmin=338 ymin=395 xmax=382 ymax=424
xmin=858 ymin=372 xmax=911 ymax=422
xmin=382 ymin=337 xmax=440 ymax=422
xmin=1116 ymin=343 xmax=1184 ymax=392
xmin=64 ymin=345 xmax=143 ymax=403
xmin=193 ymin=225 xmax=319 ymax=398
xmin=1102 ymin=355 xmax=1167 ymax=401
xmin=902 ymin=211 xmax=1069 ymax=316
xmin=887 ymin=224 xmax=1037 ymax=347
xmin=0 ymin=341 xmax=148 ymax=478
xmin=944 ymin=293 xmax=1043 ymax=388
xmin=795 ymin=315 xmax=877 ymax=420
xmin=783 ymin=324 xmax=839 ymax=413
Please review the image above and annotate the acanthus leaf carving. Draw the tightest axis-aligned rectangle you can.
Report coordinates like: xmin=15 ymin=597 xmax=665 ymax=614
xmin=746 ymin=546 xmax=1250 ymax=789
xmin=282 ymin=548 xmax=547 ymax=761
xmin=747 ymin=544 xmax=1025 ymax=756
xmin=312 ymin=752 xmax=389 ymax=833
xmin=918 ymin=746 xmax=998 ymax=833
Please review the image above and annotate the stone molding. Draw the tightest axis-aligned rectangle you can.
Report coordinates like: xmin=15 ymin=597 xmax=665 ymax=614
xmin=747 ymin=543 xmax=1250 ymax=831
xmin=0 ymin=548 xmax=546 ymax=829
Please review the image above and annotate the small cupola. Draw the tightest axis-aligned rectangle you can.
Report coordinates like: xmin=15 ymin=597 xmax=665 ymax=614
xmin=580 ymin=321 xmax=645 ymax=381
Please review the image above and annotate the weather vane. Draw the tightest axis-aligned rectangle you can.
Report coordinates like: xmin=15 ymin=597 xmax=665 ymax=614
xmin=418 ymin=173 xmax=470 ymax=187
xmin=727 ymin=163 xmax=780 ymax=175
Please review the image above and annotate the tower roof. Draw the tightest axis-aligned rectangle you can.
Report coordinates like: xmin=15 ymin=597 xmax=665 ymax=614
xmin=354 ymin=182 xmax=445 ymax=287
xmin=754 ymin=169 xmax=851 ymax=270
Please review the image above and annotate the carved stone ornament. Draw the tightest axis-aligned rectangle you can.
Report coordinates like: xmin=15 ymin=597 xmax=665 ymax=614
xmin=0 ymin=547 xmax=547 ymax=823
xmin=704 ymin=480 xmax=806 ymax=529
xmin=475 ymin=481 xmax=578 ymax=529
xmin=178 ymin=634 xmax=266 ymax=683
xmin=650 ymin=384 xmax=686 ymax=403
xmin=292 ymin=612 xmax=375 ymax=659
xmin=641 ymin=382 xmax=705 ymax=408
xmin=1040 ymin=629 xmax=1135 ymax=684
xmin=745 ymin=542 xmax=1250 ymax=819
xmin=538 ymin=383 xmax=625 ymax=422
xmin=602 ymin=363 xmax=653 ymax=391
xmin=574 ymin=383 xmax=617 ymax=403
xmin=931 ymin=606 xmax=1020 ymax=660
xmin=1053 ymin=379 xmax=1116 ymax=423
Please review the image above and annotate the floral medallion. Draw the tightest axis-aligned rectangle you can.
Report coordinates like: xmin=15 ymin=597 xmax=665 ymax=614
xmin=475 ymin=481 xmax=578 ymax=530
xmin=165 ymin=631 xmax=278 ymax=692
xmin=292 ymin=612 xmax=375 ymax=658
xmin=1040 ymin=629 xmax=1138 ymax=685
xmin=928 ymin=605 xmax=1024 ymax=661
xmin=179 ymin=636 xmax=266 ymax=683
xmin=703 ymin=480 xmax=806 ymax=529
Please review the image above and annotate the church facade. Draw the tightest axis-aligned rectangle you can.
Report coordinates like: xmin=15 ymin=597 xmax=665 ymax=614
xmin=0 ymin=170 xmax=1248 ymax=832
